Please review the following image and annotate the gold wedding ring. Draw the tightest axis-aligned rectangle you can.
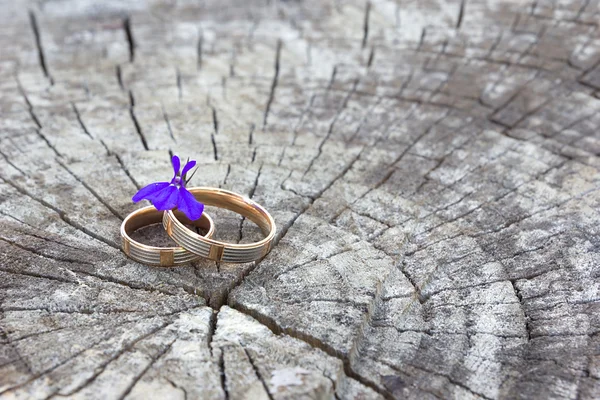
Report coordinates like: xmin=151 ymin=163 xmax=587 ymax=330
xmin=163 ymin=187 xmax=276 ymax=263
xmin=121 ymin=205 xmax=215 ymax=267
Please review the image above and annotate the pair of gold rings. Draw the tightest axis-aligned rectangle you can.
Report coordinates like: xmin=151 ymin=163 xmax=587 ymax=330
xmin=120 ymin=187 xmax=276 ymax=266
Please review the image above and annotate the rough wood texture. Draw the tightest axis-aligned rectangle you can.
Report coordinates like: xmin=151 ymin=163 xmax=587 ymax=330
xmin=1 ymin=0 xmax=600 ymax=399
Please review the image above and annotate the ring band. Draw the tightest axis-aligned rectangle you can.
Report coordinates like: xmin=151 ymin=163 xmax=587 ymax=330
xmin=121 ymin=205 xmax=215 ymax=267
xmin=163 ymin=187 xmax=276 ymax=263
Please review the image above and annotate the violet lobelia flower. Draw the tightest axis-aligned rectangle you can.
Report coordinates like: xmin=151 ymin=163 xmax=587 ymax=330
xmin=132 ymin=155 xmax=204 ymax=221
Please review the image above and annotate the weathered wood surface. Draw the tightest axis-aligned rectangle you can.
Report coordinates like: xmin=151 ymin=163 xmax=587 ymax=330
xmin=1 ymin=0 xmax=600 ymax=399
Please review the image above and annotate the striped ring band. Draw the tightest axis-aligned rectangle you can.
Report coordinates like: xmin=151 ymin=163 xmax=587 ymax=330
xmin=121 ymin=205 xmax=215 ymax=267
xmin=163 ymin=187 xmax=276 ymax=264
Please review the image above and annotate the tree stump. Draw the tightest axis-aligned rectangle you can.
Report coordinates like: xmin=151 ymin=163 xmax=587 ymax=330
xmin=1 ymin=0 xmax=600 ymax=399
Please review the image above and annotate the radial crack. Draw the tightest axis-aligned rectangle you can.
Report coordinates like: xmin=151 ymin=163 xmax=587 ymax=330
xmin=0 ymin=236 xmax=93 ymax=266
xmin=362 ymin=2 xmax=371 ymax=48
xmin=161 ymin=106 xmax=176 ymax=142
xmin=57 ymin=159 xmax=124 ymax=220
xmin=129 ymin=91 xmax=149 ymax=150
xmin=263 ymin=40 xmax=282 ymax=129
xmin=0 ymin=175 xmax=119 ymax=249
xmin=303 ymin=79 xmax=359 ymax=176
xmin=118 ymin=339 xmax=174 ymax=399
xmin=229 ymin=302 xmax=393 ymax=399
xmin=71 ymin=103 xmax=93 ymax=139
xmin=207 ymin=310 xmax=218 ymax=355
xmin=176 ymin=68 xmax=183 ymax=100
xmin=211 ymin=134 xmax=218 ymax=161
xmin=123 ymin=17 xmax=135 ymax=63
xmin=101 ymin=144 xmax=141 ymax=190
xmin=212 ymin=106 xmax=219 ymax=134
xmin=237 ymin=164 xmax=262 ymax=243
xmin=64 ymin=321 xmax=177 ymax=397
xmin=0 ymin=149 xmax=27 ymax=176
xmin=116 ymin=65 xmax=125 ymax=90
xmin=16 ymin=77 xmax=42 ymax=129
xmin=28 ymin=11 xmax=52 ymax=83
xmin=456 ymin=0 xmax=466 ymax=29
xmin=248 ymin=123 xmax=256 ymax=145
xmin=243 ymin=348 xmax=274 ymax=400
xmin=219 ymin=349 xmax=230 ymax=400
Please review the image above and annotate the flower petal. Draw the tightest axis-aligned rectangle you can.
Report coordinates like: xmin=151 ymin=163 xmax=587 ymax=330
xmin=152 ymin=185 xmax=180 ymax=210
xmin=132 ymin=182 xmax=170 ymax=203
xmin=171 ymin=155 xmax=181 ymax=179
xmin=181 ymin=160 xmax=196 ymax=181
xmin=177 ymin=187 xmax=204 ymax=221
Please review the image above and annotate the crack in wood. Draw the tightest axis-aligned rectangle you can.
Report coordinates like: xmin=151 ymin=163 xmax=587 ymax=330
xmin=123 ymin=17 xmax=135 ymax=63
xmin=1 ymin=222 xmax=81 ymax=251
xmin=456 ymin=0 xmax=466 ymax=29
xmin=511 ymin=280 xmax=532 ymax=341
xmin=328 ymin=65 xmax=338 ymax=91
xmin=162 ymin=105 xmax=176 ymax=142
xmin=0 ymin=321 xmax=33 ymax=376
xmin=362 ymin=1 xmax=371 ymax=49
xmin=28 ymin=11 xmax=52 ymax=83
xmin=366 ymin=46 xmax=375 ymax=68
xmin=218 ymin=348 xmax=230 ymax=400
xmin=221 ymin=164 xmax=231 ymax=188
xmin=0 ymin=236 xmax=94 ymax=266
xmin=223 ymin=153 xmax=362 ymax=311
xmin=34 ymin=308 xmax=201 ymax=398
xmin=176 ymin=68 xmax=183 ymax=100
xmin=0 ymin=266 xmax=78 ymax=286
xmin=237 ymin=164 xmax=262 ymax=244
xmin=345 ymin=96 xmax=382 ymax=144
xmin=228 ymin=302 xmax=393 ymax=399
xmin=4 ymin=2 xmax=600 ymax=397
xmin=412 ymin=160 xmax=566 ymax=243
xmin=243 ymin=348 xmax=274 ymax=400
xmin=386 ymin=359 xmax=494 ymax=400
xmin=0 ymin=252 xmax=190 ymax=298
xmin=166 ymin=378 xmax=188 ymax=400
xmin=417 ymin=27 xmax=427 ymax=52
xmin=16 ymin=76 xmax=42 ymax=129
xmin=0 ymin=149 xmax=28 ymax=177
xmin=269 ymin=255 xmax=320 ymax=280
xmin=247 ymin=123 xmax=255 ymax=145
xmin=207 ymin=309 xmax=218 ymax=357
xmin=128 ymin=91 xmax=149 ymax=150
xmin=118 ymin=338 xmax=176 ymax=399
xmin=303 ymin=78 xmax=359 ymax=176
xmin=35 ymin=128 xmax=62 ymax=157
xmin=291 ymin=94 xmax=316 ymax=146
xmin=57 ymin=159 xmax=125 ymax=220
xmin=115 ymin=64 xmax=125 ymax=90
xmin=0 ymin=314 xmax=172 ymax=396
xmin=330 ymin=108 xmax=450 ymax=223
xmin=100 ymin=144 xmax=141 ymax=190
xmin=211 ymin=106 xmax=219 ymax=134
xmin=0 ymin=175 xmax=120 ymax=249
xmin=71 ymin=103 xmax=93 ymax=139
xmin=211 ymin=134 xmax=219 ymax=161
xmin=263 ymin=39 xmax=282 ymax=129
xmin=278 ymin=148 xmax=363 ymax=243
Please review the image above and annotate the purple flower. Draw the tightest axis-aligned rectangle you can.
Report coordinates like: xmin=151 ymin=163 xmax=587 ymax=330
xmin=132 ymin=155 xmax=204 ymax=220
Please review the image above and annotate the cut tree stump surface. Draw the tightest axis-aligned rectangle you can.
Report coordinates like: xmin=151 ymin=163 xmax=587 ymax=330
xmin=1 ymin=0 xmax=600 ymax=399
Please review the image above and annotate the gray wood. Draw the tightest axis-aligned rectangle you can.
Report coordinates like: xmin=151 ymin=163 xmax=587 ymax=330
xmin=1 ymin=0 xmax=600 ymax=398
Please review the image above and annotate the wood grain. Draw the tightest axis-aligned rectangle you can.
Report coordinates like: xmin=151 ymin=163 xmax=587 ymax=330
xmin=1 ymin=0 xmax=600 ymax=399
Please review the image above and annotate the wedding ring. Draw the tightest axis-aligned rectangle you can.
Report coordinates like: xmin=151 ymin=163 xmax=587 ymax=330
xmin=121 ymin=205 xmax=215 ymax=267
xmin=163 ymin=187 xmax=276 ymax=263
